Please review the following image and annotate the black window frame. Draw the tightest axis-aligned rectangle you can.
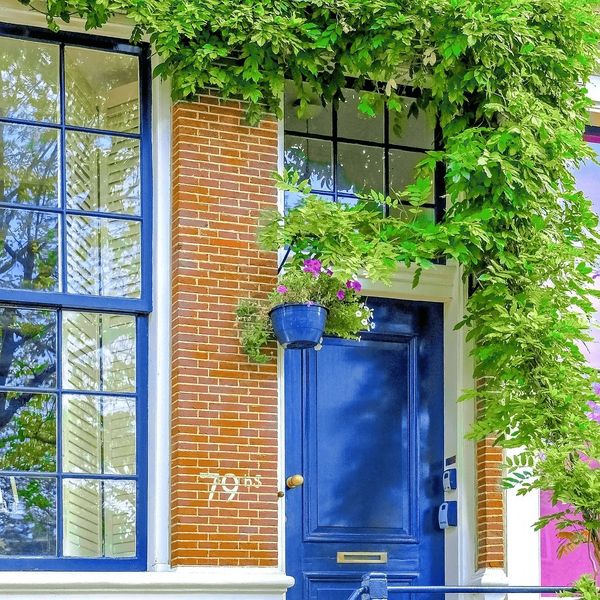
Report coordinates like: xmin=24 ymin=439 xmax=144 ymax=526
xmin=283 ymin=81 xmax=446 ymax=223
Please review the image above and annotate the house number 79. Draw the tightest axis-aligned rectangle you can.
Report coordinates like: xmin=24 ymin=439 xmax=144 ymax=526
xmin=200 ymin=472 xmax=262 ymax=502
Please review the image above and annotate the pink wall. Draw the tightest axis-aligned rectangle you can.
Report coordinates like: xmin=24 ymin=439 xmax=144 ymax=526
xmin=540 ymin=135 xmax=600 ymax=584
xmin=540 ymin=491 xmax=598 ymax=585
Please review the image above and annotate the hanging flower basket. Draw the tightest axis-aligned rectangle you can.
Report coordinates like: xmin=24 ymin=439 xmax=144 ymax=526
xmin=268 ymin=303 xmax=328 ymax=349
xmin=236 ymin=258 xmax=373 ymax=362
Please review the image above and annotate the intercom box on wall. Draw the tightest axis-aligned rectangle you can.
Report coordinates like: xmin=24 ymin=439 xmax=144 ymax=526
xmin=438 ymin=501 xmax=458 ymax=529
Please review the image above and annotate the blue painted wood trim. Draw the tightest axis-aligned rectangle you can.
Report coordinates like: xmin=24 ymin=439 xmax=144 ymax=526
xmin=0 ymin=21 xmax=152 ymax=572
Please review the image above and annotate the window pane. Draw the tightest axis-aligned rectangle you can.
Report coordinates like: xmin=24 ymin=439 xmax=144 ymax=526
xmin=337 ymin=143 xmax=384 ymax=195
xmin=63 ymin=478 xmax=135 ymax=557
xmin=0 ymin=124 xmax=60 ymax=207
xmin=63 ymin=395 xmax=135 ymax=475
xmin=389 ymin=149 xmax=434 ymax=201
xmin=284 ymin=81 xmax=332 ymax=135
xmin=284 ymin=191 xmax=333 ymax=213
xmin=0 ymin=208 xmax=59 ymax=291
xmin=66 ymin=216 xmax=141 ymax=298
xmin=389 ymin=97 xmax=435 ymax=149
xmin=284 ymin=136 xmax=333 ymax=192
xmin=389 ymin=205 xmax=435 ymax=223
xmin=62 ymin=312 xmax=136 ymax=393
xmin=65 ymin=48 xmax=139 ymax=133
xmin=66 ymin=132 xmax=140 ymax=215
xmin=0 ymin=37 xmax=59 ymax=123
xmin=337 ymin=89 xmax=384 ymax=143
xmin=0 ymin=476 xmax=56 ymax=556
xmin=0 ymin=392 xmax=56 ymax=472
xmin=0 ymin=306 xmax=57 ymax=389
xmin=338 ymin=195 xmax=360 ymax=208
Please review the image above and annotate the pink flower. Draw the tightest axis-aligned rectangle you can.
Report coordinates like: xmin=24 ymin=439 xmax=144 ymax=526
xmin=336 ymin=290 xmax=346 ymax=300
xmin=277 ymin=285 xmax=288 ymax=294
xmin=346 ymin=279 xmax=362 ymax=292
xmin=303 ymin=259 xmax=322 ymax=278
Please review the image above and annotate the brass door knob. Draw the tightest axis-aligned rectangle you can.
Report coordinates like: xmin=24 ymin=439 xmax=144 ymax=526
xmin=286 ymin=474 xmax=304 ymax=489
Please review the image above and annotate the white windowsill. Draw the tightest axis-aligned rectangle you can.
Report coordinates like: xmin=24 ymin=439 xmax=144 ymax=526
xmin=0 ymin=567 xmax=295 ymax=594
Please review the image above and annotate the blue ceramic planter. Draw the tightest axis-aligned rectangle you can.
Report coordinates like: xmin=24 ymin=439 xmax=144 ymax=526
xmin=269 ymin=303 xmax=328 ymax=349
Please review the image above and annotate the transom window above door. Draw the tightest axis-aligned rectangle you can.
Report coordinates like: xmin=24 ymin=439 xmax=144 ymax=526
xmin=284 ymin=82 xmax=444 ymax=222
xmin=0 ymin=24 xmax=150 ymax=571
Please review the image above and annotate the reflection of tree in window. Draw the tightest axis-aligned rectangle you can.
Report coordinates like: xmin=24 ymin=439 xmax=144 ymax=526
xmin=0 ymin=308 xmax=56 ymax=469
xmin=0 ymin=42 xmax=60 ymax=293
xmin=0 ymin=476 xmax=56 ymax=556
xmin=284 ymin=137 xmax=333 ymax=192
xmin=0 ymin=38 xmax=59 ymax=122
xmin=0 ymin=306 xmax=57 ymax=557
xmin=0 ymin=29 xmax=145 ymax=565
xmin=0 ymin=209 xmax=59 ymax=291
xmin=0 ymin=125 xmax=59 ymax=206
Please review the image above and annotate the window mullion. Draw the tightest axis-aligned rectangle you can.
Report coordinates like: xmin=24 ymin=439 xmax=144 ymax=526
xmin=59 ymin=42 xmax=68 ymax=296
xmin=56 ymin=42 xmax=67 ymax=559
xmin=384 ymin=106 xmax=390 ymax=217
xmin=332 ymin=106 xmax=338 ymax=204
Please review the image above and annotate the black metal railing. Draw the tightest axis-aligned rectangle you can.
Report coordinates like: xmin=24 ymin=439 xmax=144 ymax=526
xmin=348 ymin=572 xmax=578 ymax=600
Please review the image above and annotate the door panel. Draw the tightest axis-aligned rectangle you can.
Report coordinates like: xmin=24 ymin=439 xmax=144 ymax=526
xmin=307 ymin=337 xmax=413 ymax=542
xmin=285 ymin=298 xmax=444 ymax=599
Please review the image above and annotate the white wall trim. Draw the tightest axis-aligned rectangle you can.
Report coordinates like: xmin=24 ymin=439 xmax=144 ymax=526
xmin=505 ymin=446 xmax=541 ymax=598
xmin=276 ymin=98 xmax=287 ymax=574
xmin=147 ymin=55 xmax=173 ymax=572
xmin=0 ymin=0 xmax=135 ymax=37
xmin=469 ymin=568 xmax=511 ymax=600
xmin=470 ymin=567 xmax=510 ymax=586
xmin=0 ymin=568 xmax=294 ymax=598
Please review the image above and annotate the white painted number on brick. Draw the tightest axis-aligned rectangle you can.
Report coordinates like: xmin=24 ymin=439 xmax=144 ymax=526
xmin=200 ymin=473 xmax=262 ymax=502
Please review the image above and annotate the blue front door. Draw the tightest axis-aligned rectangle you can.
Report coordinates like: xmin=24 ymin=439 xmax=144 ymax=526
xmin=285 ymin=297 xmax=445 ymax=600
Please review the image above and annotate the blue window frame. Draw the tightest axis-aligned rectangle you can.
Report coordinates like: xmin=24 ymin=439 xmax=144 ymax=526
xmin=0 ymin=22 xmax=151 ymax=571
xmin=283 ymin=81 xmax=446 ymax=222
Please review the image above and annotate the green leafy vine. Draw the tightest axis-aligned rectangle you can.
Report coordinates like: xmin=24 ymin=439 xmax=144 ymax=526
xmin=24 ymin=0 xmax=600 ymax=581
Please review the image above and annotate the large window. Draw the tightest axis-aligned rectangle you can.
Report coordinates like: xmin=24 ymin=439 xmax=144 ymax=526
xmin=283 ymin=82 xmax=445 ymax=221
xmin=0 ymin=24 xmax=150 ymax=571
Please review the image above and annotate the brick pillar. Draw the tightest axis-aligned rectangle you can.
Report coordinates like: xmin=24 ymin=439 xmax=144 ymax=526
xmin=476 ymin=399 xmax=505 ymax=569
xmin=171 ymin=93 xmax=279 ymax=566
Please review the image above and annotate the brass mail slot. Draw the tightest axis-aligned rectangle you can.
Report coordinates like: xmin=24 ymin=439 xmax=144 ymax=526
xmin=336 ymin=551 xmax=388 ymax=564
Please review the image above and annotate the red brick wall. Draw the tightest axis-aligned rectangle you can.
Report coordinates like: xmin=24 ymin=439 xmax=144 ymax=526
xmin=170 ymin=93 xmax=279 ymax=566
xmin=476 ymin=398 xmax=505 ymax=569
